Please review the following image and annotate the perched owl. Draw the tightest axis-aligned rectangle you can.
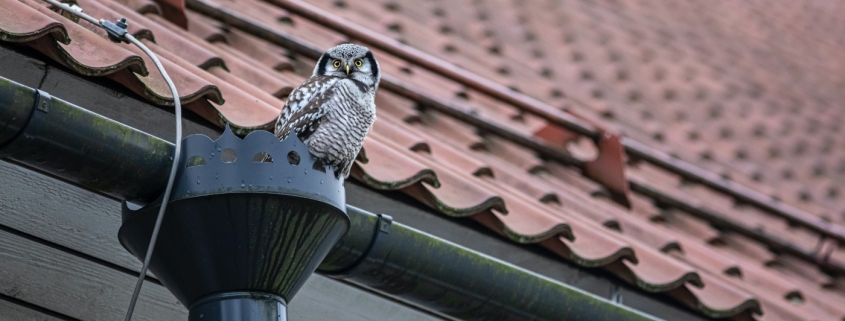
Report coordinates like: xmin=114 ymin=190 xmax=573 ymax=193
xmin=274 ymin=44 xmax=380 ymax=179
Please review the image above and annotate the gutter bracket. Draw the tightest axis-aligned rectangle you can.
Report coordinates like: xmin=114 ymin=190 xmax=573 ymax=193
xmin=35 ymin=89 xmax=50 ymax=113
xmin=325 ymin=213 xmax=392 ymax=279
xmin=28 ymin=89 xmax=50 ymax=136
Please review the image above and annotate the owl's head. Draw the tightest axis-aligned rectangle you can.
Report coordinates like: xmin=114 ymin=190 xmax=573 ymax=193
xmin=314 ymin=43 xmax=380 ymax=89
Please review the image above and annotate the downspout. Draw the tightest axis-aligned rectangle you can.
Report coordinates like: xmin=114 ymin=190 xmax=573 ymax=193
xmin=0 ymin=76 xmax=658 ymax=321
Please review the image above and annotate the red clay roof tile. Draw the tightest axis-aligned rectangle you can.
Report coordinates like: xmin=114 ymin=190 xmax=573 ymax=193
xmin=353 ymin=135 xmax=439 ymax=191
xmin=6 ymin=0 xmax=845 ymax=319
xmin=0 ymin=0 xmax=68 ymax=43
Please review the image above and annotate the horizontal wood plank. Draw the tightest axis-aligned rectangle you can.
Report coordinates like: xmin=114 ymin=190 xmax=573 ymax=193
xmin=0 ymin=297 xmax=65 ymax=321
xmin=0 ymin=228 xmax=186 ymax=321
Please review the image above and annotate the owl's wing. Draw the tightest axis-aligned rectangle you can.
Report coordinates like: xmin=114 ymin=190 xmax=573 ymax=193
xmin=275 ymin=76 xmax=339 ymax=141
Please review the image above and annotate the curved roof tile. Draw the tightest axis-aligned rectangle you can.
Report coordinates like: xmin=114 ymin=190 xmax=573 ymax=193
xmin=6 ymin=0 xmax=845 ymax=319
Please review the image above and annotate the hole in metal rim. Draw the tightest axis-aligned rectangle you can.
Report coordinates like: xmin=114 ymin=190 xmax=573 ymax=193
xmin=312 ymin=159 xmax=327 ymax=173
xmin=287 ymin=151 xmax=300 ymax=165
xmin=221 ymin=148 xmax=237 ymax=163
xmin=186 ymin=155 xmax=206 ymax=167
xmin=253 ymin=152 xmax=273 ymax=163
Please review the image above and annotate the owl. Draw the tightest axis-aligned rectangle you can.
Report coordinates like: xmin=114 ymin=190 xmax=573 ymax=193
xmin=274 ymin=44 xmax=380 ymax=179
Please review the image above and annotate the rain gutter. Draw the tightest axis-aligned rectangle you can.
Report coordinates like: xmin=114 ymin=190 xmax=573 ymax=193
xmin=0 ymin=76 xmax=658 ymax=321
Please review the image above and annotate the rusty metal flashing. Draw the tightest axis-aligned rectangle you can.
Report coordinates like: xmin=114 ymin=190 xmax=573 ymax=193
xmin=197 ymin=0 xmax=845 ymax=254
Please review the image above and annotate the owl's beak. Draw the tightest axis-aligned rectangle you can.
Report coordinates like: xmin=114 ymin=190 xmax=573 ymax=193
xmin=345 ymin=64 xmax=350 ymax=75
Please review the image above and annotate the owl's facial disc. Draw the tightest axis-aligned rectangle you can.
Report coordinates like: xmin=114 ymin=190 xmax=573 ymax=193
xmin=315 ymin=44 xmax=381 ymax=88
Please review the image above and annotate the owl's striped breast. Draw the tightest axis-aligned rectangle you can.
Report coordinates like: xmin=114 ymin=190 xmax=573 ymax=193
xmin=304 ymin=79 xmax=376 ymax=175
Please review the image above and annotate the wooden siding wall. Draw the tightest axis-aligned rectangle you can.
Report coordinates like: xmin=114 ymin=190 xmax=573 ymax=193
xmin=0 ymin=43 xmax=439 ymax=321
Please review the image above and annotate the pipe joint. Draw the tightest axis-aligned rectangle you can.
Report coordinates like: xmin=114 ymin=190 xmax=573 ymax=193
xmin=323 ymin=213 xmax=392 ymax=279
xmin=188 ymin=292 xmax=287 ymax=321
xmin=0 ymin=89 xmax=51 ymax=158
xmin=0 ymin=79 xmax=37 ymax=150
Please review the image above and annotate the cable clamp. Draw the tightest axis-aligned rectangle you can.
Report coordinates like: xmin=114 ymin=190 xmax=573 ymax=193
xmin=102 ymin=17 xmax=129 ymax=43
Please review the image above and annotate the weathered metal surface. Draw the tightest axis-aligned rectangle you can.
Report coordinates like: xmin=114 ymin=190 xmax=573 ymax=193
xmin=0 ymin=78 xmax=173 ymax=203
xmin=119 ymin=127 xmax=349 ymax=310
xmin=188 ymin=292 xmax=286 ymax=321
xmin=318 ymin=206 xmax=380 ymax=273
xmin=0 ymin=77 xmax=35 ymax=148
xmin=322 ymin=207 xmax=658 ymax=321
xmin=172 ymin=126 xmax=346 ymax=211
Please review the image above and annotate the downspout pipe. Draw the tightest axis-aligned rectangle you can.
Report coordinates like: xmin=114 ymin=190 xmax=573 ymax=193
xmin=0 ymin=77 xmax=658 ymax=320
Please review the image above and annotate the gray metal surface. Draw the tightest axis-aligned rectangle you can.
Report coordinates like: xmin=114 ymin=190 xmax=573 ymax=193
xmin=188 ymin=292 xmax=286 ymax=321
xmin=119 ymin=125 xmax=349 ymax=315
xmin=345 ymin=182 xmax=707 ymax=321
xmin=322 ymin=207 xmax=659 ymax=321
xmin=0 ymin=77 xmax=173 ymax=203
xmin=0 ymin=76 xmax=35 ymax=148
xmin=172 ymin=125 xmax=345 ymax=212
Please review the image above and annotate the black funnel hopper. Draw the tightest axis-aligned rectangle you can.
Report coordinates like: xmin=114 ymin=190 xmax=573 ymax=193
xmin=118 ymin=126 xmax=349 ymax=320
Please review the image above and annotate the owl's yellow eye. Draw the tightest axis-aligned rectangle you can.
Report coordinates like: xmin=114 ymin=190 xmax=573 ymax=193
xmin=333 ymin=60 xmax=342 ymax=68
xmin=354 ymin=59 xmax=363 ymax=67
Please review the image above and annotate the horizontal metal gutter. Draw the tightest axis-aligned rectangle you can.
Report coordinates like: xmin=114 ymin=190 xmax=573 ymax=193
xmin=0 ymin=78 xmax=173 ymax=203
xmin=216 ymin=0 xmax=845 ymax=251
xmin=0 ymin=76 xmax=657 ymax=321
xmin=325 ymin=207 xmax=657 ymax=320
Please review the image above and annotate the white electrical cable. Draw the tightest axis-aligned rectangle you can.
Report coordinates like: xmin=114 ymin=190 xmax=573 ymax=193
xmin=44 ymin=0 xmax=100 ymax=24
xmin=121 ymin=33 xmax=182 ymax=321
xmin=40 ymin=1 xmax=183 ymax=321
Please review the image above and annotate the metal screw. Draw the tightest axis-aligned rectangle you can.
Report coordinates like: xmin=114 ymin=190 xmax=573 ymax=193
xmin=116 ymin=17 xmax=128 ymax=29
